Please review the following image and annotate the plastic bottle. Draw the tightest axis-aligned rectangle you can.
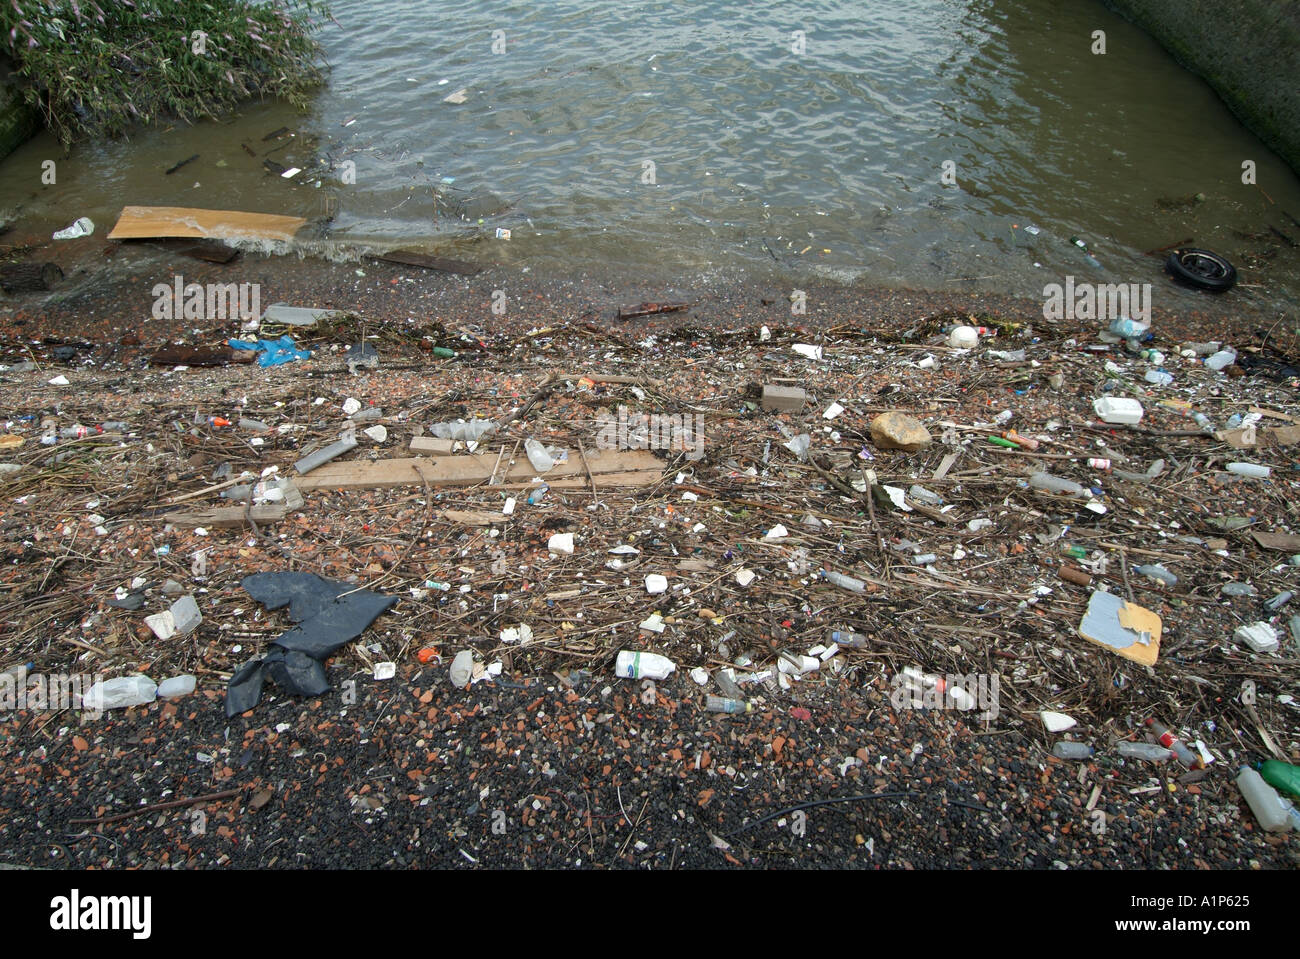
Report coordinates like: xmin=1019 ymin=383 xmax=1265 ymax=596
xmin=100 ymin=421 xmax=130 ymax=432
xmin=1109 ymin=317 xmax=1149 ymax=339
xmin=193 ymin=414 xmax=232 ymax=429
xmin=1087 ymin=458 xmax=1112 ymax=471
xmin=1117 ymin=742 xmax=1175 ymax=761
xmin=58 ymin=425 xmax=102 ymax=438
xmin=615 ymin=650 xmax=675 ymax=680
xmin=1062 ymin=545 xmax=1088 ymax=559
xmin=429 ymin=420 xmax=497 ymax=442
xmin=526 ymin=484 xmax=548 ymax=505
xmin=830 ymin=630 xmax=868 ymax=648
xmin=1134 ymin=564 xmax=1177 ymax=586
xmin=1052 ymin=742 xmax=1095 ymax=760
xmin=1227 ymin=462 xmax=1270 ymax=479
xmin=1143 ymin=369 xmax=1173 ymax=387
xmin=1264 ymin=591 xmax=1294 ymax=612
xmin=1255 ymin=760 xmax=1300 ymax=799
xmin=907 ymin=484 xmax=943 ymax=506
xmin=1029 ymin=472 xmax=1087 ymax=497
xmin=1145 ymin=718 xmax=1201 ymax=768
xmin=1204 ymin=349 xmax=1237 ymax=372
xmin=1004 ymin=430 xmax=1038 ymax=450
xmin=1236 ymin=766 xmax=1292 ymax=832
xmin=705 ymin=695 xmax=752 ymax=714
xmin=821 ymin=568 xmax=866 ymax=593
xmin=1139 ymin=349 xmax=1165 ymax=365
xmin=900 ymin=667 xmax=976 ymax=710
xmin=238 ymin=418 xmax=270 ymax=432
xmin=1192 ymin=412 xmax=1214 ymax=432
xmin=347 ymin=407 xmax=383 ymax=423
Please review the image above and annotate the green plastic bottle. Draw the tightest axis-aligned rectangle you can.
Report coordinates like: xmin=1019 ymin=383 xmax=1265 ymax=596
xmin=1256 ymin=760 xmax=1300 ymax=799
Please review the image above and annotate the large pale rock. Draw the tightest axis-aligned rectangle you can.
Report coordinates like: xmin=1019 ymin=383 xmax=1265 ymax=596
xmin=869 ymin=412 xmax=932 ymax=452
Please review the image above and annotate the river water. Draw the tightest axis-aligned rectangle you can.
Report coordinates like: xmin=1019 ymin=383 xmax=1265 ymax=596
xmin=3 ymin=0 xmax=1299 ymax=311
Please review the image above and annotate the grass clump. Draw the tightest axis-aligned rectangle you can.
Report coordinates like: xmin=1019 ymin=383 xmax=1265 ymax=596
xmin=1 ymin=0 xmax=332 ymax=146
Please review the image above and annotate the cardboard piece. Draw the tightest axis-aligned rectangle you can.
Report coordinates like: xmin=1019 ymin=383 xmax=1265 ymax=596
xmin=163 ymin=504 xmax=290 ymax=528
xmin=1215 ymin=425 xmax=1300 ymax=450
xmin=1078 ymin=590 xmax=1161 ymax=666
xmin=108 ymin=206 xmax=306 ymax=243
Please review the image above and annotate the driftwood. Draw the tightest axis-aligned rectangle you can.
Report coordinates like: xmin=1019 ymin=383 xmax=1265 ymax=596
xmin=0 ymin=261 xmax=63 ymax=293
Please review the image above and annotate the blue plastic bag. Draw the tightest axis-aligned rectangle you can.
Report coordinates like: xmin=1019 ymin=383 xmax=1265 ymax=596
xmin=229 ymin=335 xmax=312 ymax=368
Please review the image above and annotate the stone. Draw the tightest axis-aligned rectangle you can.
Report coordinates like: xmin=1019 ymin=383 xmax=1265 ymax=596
xmin=869 ymin=412 xmax=932 ymax=452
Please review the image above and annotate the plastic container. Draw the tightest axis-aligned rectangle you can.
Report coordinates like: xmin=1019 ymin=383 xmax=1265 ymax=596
xmin=1051 ymin=742 xmax=1094 ymax=760
xmin=615 ymin=650 xmax=675 ymax=680
xmin=1256 ymin=760 xmax=1300 ymax=799
xmin=1093 ymin=397 xmax=1144 ymax=425
xmin=1226 ymin=462 xmax=1270 ymax=479
xmin=1117 ymin=741 xmax=1175 ymax=761
xmin=705 ymin=695 xmax=751 ymax=714
xmin=1138 ymin=349 xmax=1165 ymax=365
xmin=830 ymin=630 xmax=868 ymax=648
xmin=1236 ymin=766 xmax=1293 ymax=832
xmin=947 ymin=325 xmax=979 ymax=349
xmin=429 ymin=419 xmax=497 ymax=442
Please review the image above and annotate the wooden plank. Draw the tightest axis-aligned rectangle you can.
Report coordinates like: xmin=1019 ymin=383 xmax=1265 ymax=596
xmin=369 ymin=249 xmax=482 ymax=275
xmin=439 ymin=509 xmax=507 ymax=526
xmin=107 ymin=206 xmax=306 ymax=242
xmin=296 ymin=450 xmax=663 ymax=491
xmin=410 ymin=436 xmax=456 ymax=454
xmin=1252 ymin=531 xmax=1300 ymax=552
xmin=163 ymin=504 xmax=288 ymax=528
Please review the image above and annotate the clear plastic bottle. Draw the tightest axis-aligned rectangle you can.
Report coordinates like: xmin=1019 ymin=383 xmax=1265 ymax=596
xmin=705 ymin=695 xmax=752 ymax=714
xmin=1052 ymin=742 xmax=1094 ymax=760
xmin=1264 ymin=591 xmax=1293 ymax=612
xmin=830 ymin=630 xmax=868 ymax=648
xmin=1145 ymin=718 xmax=1200 ymax=768
xmin=821 ymin=569 xmax=866 ymax=593
xmin=1236 ymin=766 xmax=1292 ymax=832
xmin=1117 ymin=741 xmax=1175 ymax=761
xmin=1134 ymin=564 xmax=1177 ymax=586
xmin=1143 ymin=369 xmax=1173 ymax=387
xmin=1204 ymin=349 xmax=1237 ymax=372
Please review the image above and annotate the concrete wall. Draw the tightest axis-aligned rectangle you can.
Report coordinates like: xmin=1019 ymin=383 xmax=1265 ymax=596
xmin=1102 ymin=0 xmax=1300 ymax=175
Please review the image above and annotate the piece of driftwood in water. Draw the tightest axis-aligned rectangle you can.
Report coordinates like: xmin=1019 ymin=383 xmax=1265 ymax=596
xmin=165 ymin=154 xmax=199 ymax=175
xmin=617 ymin=301 xmax=691 ymax=320
xmin=107 ymin=206 xmax=306 ymax=243
xmin=0 ymin=261 xmax=63 ymax=293
xmin=368 ymin=250 xmax=482 ymax=275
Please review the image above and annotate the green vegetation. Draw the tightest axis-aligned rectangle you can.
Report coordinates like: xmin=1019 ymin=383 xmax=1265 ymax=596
xmin=0 ymin=0 xmax=332 ymax=146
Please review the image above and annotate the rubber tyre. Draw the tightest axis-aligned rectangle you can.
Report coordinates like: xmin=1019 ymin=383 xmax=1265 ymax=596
xmin=1165 ymin=248 xmax=1237 ymax=292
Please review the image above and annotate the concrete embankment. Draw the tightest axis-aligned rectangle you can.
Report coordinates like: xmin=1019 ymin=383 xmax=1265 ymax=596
xmin=1103 ymin=0 xmax=1300 ymax=175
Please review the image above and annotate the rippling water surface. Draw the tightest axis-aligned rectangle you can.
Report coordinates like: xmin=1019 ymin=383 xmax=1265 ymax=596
xmin=3 ymin=0 xmax=1299 ymax=308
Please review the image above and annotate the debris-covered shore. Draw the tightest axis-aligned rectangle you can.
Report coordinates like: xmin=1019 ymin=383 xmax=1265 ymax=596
xmin=1 ymin=248 xmax=1298 ymax=869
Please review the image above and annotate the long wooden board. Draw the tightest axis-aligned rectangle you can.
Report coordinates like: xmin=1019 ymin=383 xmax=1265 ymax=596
xmin=296 ymin=450 xmax=663 ymax=491
xmin=108 ymin=206 xmax=306 ymax=242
